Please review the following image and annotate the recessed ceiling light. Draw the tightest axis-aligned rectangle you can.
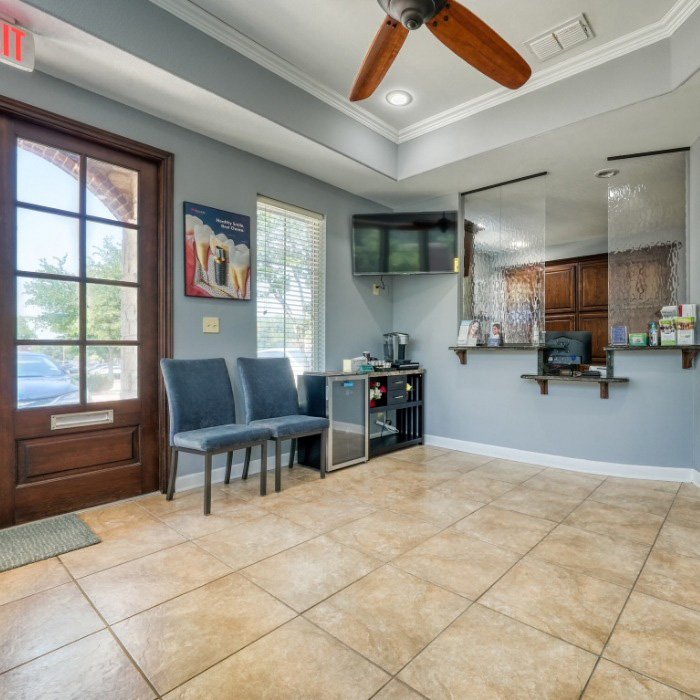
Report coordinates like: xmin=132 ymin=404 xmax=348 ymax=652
xmin=386 ymin=90 xmax=413 ymax=107
xmin=594 ymin=168 xmax=620 ymax=179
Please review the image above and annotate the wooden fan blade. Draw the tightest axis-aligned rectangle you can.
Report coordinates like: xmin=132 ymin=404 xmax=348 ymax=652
xmin=350 ymin=16 xmax=409 ymax=102
xmin=427 ymin=1 xmax=531 ymax=89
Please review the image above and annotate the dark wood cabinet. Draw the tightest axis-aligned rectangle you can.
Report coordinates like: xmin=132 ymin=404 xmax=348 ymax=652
xmin=578 ymin=259 xmax=608 ymax=311
xmin=546 ymin=314 xmax=576 ymax=332
xmin=545 ymin=254 xmax=608 ymax=364
xmin=578 ymin=312 xmax=609 ymax=363
xmin=544 ymin=264 xmax=576 ymax=314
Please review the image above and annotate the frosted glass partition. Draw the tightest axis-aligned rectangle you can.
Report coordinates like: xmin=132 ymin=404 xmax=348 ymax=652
xmin=608 ymin=152 xmax=688 ymax=333
xmin=462 ymin=176 xmax=546 ymax=344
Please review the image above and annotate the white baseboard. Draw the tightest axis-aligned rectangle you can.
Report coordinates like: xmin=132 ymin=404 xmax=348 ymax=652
xmin=174 ymin=439 xmax=700 ymax=490
xmin=175 ymin=457 xmax=267 ymax=492
xmin=425 ymin=434 xmax=698 ymax=484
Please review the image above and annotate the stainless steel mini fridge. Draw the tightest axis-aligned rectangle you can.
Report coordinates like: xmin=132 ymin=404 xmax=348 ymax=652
xmin=298 ymin=373 xmax=369 ymax=471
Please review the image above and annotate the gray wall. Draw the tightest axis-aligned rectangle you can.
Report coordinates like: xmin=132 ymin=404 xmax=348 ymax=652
xmin=0 ymin=64 xmax=392 ymax=477
xmin=24 ymin=0 xmax=397 ymax=176
xmin=392 ymin=192 xmax=698 ymax=472
xmin=394 ymin=273 xmax=694 ymax=469
xmin=1 ymin=61 xmax=697 ymax=477
xmin=690 ymin=138 xmax=700 ymax=472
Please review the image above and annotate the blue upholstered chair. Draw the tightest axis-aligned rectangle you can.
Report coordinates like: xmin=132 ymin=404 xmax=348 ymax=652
xmin=160 ymin=358 xmax=273 ymax=514
xmin=237 ymin=357 xmax=329 ymax=492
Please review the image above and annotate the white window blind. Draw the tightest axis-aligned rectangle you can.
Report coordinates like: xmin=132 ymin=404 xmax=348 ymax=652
xmin=256 ymin=196 xmax=325 ymax=376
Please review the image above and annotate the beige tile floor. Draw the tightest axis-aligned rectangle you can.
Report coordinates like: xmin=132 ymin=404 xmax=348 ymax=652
xmin=1 ymin=447 xmax=699 ymax=699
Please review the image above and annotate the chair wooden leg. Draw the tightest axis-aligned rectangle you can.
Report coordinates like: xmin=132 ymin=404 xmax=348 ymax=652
xmin=288 ymin=439 xmax=296 ymax=469
xmin=225 ymin=451 xmax=233 ymax=484
xmin=260 ymin=442 xmax=268 ymax=496
xmin=204 ymin=454 xmax=212 ymax=515
xmin=320 ymin=429 xmax=327 ymax=479
xmin=275 ymin=440 xmax=282 ymax=492
xmin=242 ymin=447 xmax=252 ymax=480
xmin=166 ymin=448 xmax=179 ymax=501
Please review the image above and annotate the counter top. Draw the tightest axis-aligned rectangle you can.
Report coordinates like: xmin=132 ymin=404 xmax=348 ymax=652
xmin=304 ymin=368 xmax=425 ymax=378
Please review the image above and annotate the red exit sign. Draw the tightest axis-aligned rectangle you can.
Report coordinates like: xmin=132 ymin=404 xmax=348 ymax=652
xmin=1 ymin=20 xmax=35 ymax=72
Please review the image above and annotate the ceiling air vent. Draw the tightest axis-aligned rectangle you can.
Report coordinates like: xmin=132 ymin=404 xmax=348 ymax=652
xmin=526 ymin=14 xmax=594 ymax=62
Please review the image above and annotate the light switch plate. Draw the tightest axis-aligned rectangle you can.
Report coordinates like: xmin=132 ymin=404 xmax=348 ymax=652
xmin=203 ymin=316 xmax=220 ymax=333
xmin=373 ymin=283 xmax=382 ymax=296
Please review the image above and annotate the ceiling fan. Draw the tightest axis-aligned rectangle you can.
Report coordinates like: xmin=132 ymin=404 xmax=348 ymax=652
xmin=350 ymin=0 xmax=531 ymax=102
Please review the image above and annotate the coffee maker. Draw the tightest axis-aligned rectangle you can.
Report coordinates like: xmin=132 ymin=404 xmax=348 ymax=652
xmin=383 ymin=332 xmax=418 ymax=369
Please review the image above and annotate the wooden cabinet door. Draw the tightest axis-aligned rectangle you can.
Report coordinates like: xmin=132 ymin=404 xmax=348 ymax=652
xmin=545 ymin=264 xmax=576 ymax=314
xmin=579 ymin=312 xmax=609 ymax=365
xmin=545 ymin=315 xmax=576 ymax=332
xmin=578 ymin=259 xmax=608 ymax=311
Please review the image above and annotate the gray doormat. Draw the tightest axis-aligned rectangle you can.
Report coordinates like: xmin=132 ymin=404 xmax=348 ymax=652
xmin=0 ymin=513 xmax=101 ymax=573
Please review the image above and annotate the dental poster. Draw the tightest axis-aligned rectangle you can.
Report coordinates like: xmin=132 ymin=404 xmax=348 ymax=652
xmin=184 ymin=202 xmax=251 ymax=300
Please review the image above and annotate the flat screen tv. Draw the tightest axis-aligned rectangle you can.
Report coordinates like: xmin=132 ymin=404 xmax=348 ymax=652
xmin=352 ymin=211 xmax=458 ymax=275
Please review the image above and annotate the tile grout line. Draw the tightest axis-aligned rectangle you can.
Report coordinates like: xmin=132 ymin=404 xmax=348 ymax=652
xmin=0 ymin=573 xmax=73 ymax=609
xmin=381 ymin=472 xmax=681 ymax=691
xmin=178 ymin=465 xmax=699 ymax=696
xmin=153 ymin=521 xmax=397 ymax=695
xmin=56 ymin=557 xmax=164 ymax=700
xmin=379 ymin=467 xmax=688 ymax=697
xmin=3 ymin=452 xmax=695 ymax=698
xmin=577 ymin=483 xmax=683 ymax=699
xmin=380 ymin=467 xmax=696 ymax=697
xmin=63 ymin=538 xmax=189 ymax=581
xmin=0 ymin=557 xmax=164 ymax=699
xmin=299 ymin=496 xmax=506 ymax=691
xmin=72 ymin=494 xmax=354 ymax=699
xmin=158 ymin=465 xmax=493 ymax=696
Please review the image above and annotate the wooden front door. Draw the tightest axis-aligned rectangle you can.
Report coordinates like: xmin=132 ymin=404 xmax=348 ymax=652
xmin=0 ymin=106 xmax=172 ymax=526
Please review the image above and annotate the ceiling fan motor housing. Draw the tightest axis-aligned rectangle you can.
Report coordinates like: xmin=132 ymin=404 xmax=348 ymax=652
xmin=378 ymin=0 xmax=447 ymax=30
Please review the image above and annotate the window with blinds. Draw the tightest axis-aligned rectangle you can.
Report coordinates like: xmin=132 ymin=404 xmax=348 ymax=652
xmin=256 ymin=197 xmax=326 ymax=376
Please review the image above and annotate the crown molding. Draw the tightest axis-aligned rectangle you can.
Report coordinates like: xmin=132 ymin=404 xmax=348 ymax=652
xmin=147 ymin=0 xmax=400 ymax=142
xmin=149 ymin=0 xmax=698 ymax=146
xmin=398 ymin=0 xmax=700 ymax=142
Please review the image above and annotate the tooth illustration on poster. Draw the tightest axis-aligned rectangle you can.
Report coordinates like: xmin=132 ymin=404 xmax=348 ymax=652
xmin=184 ymin=202 xmax=251 ymax=300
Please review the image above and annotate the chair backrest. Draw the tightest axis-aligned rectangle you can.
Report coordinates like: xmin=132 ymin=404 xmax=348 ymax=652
xmin=237 ymin=357 xmax=299 ymax=422
xmin=160 ymin=358 xmax=236 ymax=442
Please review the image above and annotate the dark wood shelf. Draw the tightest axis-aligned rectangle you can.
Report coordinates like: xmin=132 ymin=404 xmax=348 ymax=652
xmin=369 ymin=434 xmax=423 ymax=457
xmin=521 ymin=374 xmax=629 ymax=400
xmin=450 ymin=345 xmax=543 ymax=365
xmin=605 ymin=345 xmax=700 ymax=370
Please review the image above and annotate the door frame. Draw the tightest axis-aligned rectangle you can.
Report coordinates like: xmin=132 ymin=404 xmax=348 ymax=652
xmin=0 ymin=96 xmax=174 ymax=527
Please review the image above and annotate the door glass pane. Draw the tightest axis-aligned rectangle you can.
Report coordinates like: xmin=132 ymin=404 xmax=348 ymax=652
xmin=17 ymin=278 xmax=80 ymax=340
xmin=86 ymin=221 xmax=138 ymax=283
xmin=16 ymin=139 xmax=80 ymax=213
xmin=86 ymin=158 xmax=138 ymax=224
xmin=17 ymin=346 xmax=80 ymax=409
xmin=331 ymin=378 xmax=366 ymax=465
xmin=16 ymin=208 xmax=80 ymax=277
xmin=86 ymin=284 xmax=138 ymax=340
xmin=87 ymin=346 xmax=137 ymax=403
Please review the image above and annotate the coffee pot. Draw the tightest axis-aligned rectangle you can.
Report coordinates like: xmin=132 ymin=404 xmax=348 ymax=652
xmin=383 ymin=332 xmax=409 ymax=363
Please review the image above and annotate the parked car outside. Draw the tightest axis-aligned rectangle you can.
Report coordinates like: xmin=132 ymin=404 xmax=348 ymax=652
xmin=17 ymin=351 xmax=80 ymax=409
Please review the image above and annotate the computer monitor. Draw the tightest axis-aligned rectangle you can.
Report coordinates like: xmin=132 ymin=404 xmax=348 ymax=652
xmin=545 ymin=331 xmax=593 ymax=366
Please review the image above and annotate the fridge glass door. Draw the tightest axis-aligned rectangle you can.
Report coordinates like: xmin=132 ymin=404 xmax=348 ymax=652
xmin=329 ymin=376 xmax=368 ymax=469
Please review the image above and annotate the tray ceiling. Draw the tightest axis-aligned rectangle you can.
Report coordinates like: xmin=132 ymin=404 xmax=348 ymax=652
xmin=181 ymin=0 xmax=678 ymax=133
